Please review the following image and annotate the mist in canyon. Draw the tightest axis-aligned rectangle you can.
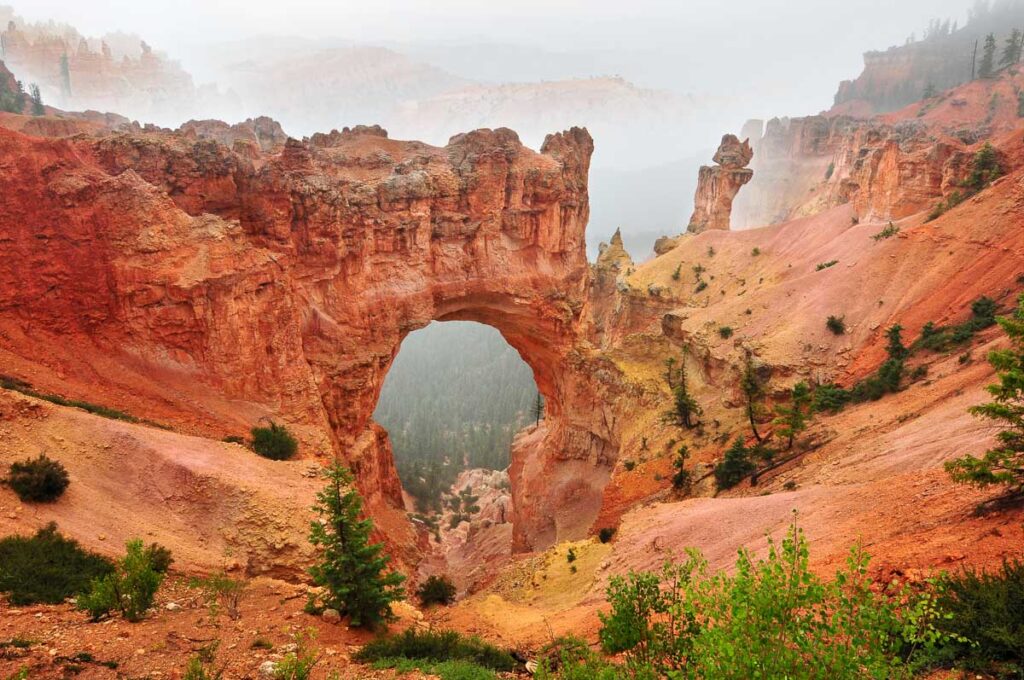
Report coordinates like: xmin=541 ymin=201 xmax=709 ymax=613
xmin=9 ymin=0 xmax=976 ymax=256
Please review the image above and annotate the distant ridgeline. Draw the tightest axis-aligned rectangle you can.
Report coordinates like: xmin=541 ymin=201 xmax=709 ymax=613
xmin=374 ymin=321 xmax=537 ymax=508
xmin=834 ymin=0 xmax=1024 ymax=114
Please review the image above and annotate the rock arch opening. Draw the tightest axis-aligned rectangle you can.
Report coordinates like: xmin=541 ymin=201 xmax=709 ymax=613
xmin=374 ymin=320 xmax=539 ymax=517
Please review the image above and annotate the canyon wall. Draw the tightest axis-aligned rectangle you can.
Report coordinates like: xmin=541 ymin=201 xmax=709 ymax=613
xmin=0 ymin=117 xmax=624 ymax=556
xmin=733 ymin=69 xmax=1024 ymax=229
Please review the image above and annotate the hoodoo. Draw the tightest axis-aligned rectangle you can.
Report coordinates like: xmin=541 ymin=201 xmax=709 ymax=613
xmin=687 ymin=133 xmax=754 ymax=233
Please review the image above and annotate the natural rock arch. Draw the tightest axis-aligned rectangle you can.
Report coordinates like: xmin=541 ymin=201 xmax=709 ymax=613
xmin=0 ymin=121 xmax=620 ymax=555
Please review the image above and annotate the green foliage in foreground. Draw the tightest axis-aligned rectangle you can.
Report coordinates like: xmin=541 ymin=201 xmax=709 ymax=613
xmin=355 ymin=629 xmax=517 ymax=672
xmin=542 ymin=523 xmax=960 ymax=679
xmin=77 ymin=539 xmax=166 ymax=622
xmin=933 ymin=558 xmax=1024 ymax=676
xmin=0 ymin=523 xmax=113 ymax=605
xmin=370 ymin=658 xmax=497 ymax=680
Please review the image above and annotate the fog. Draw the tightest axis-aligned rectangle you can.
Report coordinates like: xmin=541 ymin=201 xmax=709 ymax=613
xmin=10 ymin=0 xmax=976 ymax=253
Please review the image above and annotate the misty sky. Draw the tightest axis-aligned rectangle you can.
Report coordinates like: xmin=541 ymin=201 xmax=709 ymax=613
xmin=21 ymin=0 xmax=972 ymax=117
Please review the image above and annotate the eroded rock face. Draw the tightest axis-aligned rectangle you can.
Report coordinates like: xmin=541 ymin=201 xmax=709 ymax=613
xmin=687 ymin=134 xmax=753 ymax=233
xmin=0 ymin=120 xmax=620 ymax=556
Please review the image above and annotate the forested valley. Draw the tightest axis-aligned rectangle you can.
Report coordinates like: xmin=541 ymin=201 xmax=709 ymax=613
xmin=373 ymin=321 xmax=538 ymax=511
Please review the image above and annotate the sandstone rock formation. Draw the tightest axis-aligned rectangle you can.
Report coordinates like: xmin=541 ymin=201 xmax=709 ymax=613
xmin=686 ymin=134 xmax=753 ymax=233
xmin=0 ymin=117 xmax=623 ymax=557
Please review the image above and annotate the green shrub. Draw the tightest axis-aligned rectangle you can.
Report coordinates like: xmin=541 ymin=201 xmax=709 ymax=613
xmin=190 ymin=572 xmax=247 ymax=619
xmin=535 ymin=636 xmax=615 ymax=680
xmin=598 ymin=527 xmax=616 ymax=543
xmin=694 ymin=280 xmax=708 ymax=293
xmin=932 ymin=558 xmax=1024 ymax=674
xmin=915 ymin=297 xmax=999 ymax=352
xmin=928 ymin=145 xmax=1003 ymax=222
xmin=5 ymin=455 xmax=69 ymax=502
xmin=623 ymin=459 xmax=636 ymax=471
xmin=812 ymin=383 xmax=850 ymax=413
xmin=713 ymin=437 xmax=756 ymax=491
xmin=251 ymin=422 xmax=298 ymax=460
xmin=826 ymin=315 xmax=846 ymax=335
xmin=871 ymin=222 xmax=900 ymax=241
xmin=183 ymin=653 xmax=224 ymax=680
xmin=671 ymin=265 xmax=681 ymax=281
xmin=77 ymin=539 xmax=166 ymax=622
xmin=371 ymin=658 xmax=498 ymax=680
xmin=274 ymin=631 xmax=318 ymax=680
xmin=355 ymin=629 xmax=517 ymax=672
xmin=0 ymin=523 xmax=113 ymax=605
xmin=417 ymin=574 xmax=457 ymax=607
xmin=145 ymin=543 xmax=174 ymax=574
xmin=595 ymin=522 xmax=955 ymax=679
xmin=718 ymin=326 xmax=734 ymax=339
xmin=963 ymin=142 xmax=1003 ymax=194
xmin=824 ymin=162 xmax=835 ymax=179
xmin=816 ymin=259 xmax=838 ymax=271
xmin=751 ymin=247 xmax=761 ymax=256
xmin=566 ymin=547 xmax=577 ymax=563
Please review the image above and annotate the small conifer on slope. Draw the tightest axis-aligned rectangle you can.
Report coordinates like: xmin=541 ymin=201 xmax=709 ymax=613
xmin=307 ymin=463 xmax=406 ymax=628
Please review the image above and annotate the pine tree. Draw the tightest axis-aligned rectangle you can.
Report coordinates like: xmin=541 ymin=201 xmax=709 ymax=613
xmin=671 ymin=446 xmax=692 ymax=491
xmin=307 ymin=463 xmax=405 ymax=628
xmin=945 ymin=294 xmax=1024 ymax=496
xmin=979 ymin=33 xmax=997 ymax=77
xmin=532 ymin=392 xmax=543 ymax=426
xmin=28 ymin=83 xmax=43 ymax=116
xmin=741 ymin=354 xmax=766 ymax=442
xmin=1000 ymin=29 xmax=1023 ymax=66
xmin=59 ymin=54 xmax=72 ymax=98
xmin=885 ymin=324 xmax=908 ymax=361
xmin=667 ymin=356 xmax=701 ymax=429
xmin=772 ymin=382 xmax=811 ymax=450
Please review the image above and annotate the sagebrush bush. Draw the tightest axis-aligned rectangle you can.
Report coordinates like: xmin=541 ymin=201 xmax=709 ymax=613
xmin=0 ymin=523 xmax=113 ymax=605
xmin=598 ymin=527 xmax=616 ymax=543
xmin=5 ymin=454 xmax=69 ymax=502
xmin=355 ymin=629 xmax=517 ymax=672
xmin=826 ymin=315 xmax=846 ymax=335
xmin=251 ymin=422 xmax=298 ymax=460
xmin=417 ymin=574 xmax=457 ymax=607
xmin=77 ymin=539 xmax=166 ymax=622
